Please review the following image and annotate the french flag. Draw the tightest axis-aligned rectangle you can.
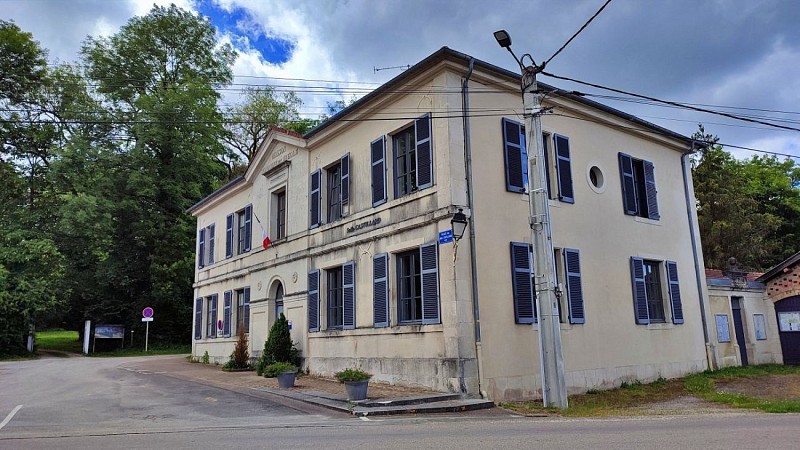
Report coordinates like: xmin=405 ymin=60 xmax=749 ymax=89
xmin=261 ymin=224 xmax=271 ymax=250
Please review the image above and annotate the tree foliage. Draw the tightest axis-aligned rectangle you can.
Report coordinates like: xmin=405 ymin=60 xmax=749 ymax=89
xmin=692 ymin=125 xmax=800 ymax=271
xmin=224 ymin=86 xmax=303 ymax=165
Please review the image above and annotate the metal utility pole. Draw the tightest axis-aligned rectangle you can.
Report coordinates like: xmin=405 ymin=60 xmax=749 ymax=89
xmin=495 ymin=30 xmax=568 ymax=408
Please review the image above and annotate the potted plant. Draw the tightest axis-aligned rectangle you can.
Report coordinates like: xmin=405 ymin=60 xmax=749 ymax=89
xmin=264 ymin=362 xmax=298 ymax=388
xmin=335 ymin=368 xmax=372 ymax=401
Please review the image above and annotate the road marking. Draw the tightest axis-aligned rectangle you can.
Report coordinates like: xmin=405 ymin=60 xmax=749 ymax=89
xmin=0 ymin=405 xmax=23 ymax=431
xmin=359 ymin=416 xmax=371 ymax=421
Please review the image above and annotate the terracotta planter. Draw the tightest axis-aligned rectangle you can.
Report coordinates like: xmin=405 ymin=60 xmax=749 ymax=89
xmin=277 ymin=371 xmax=296 ymax=388
xmin=344 ymin=380 xmax=369 ymax=400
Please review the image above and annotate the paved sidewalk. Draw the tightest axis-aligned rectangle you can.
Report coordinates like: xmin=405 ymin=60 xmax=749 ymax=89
xmin=127 ymin=355 xmax=494 ymax=416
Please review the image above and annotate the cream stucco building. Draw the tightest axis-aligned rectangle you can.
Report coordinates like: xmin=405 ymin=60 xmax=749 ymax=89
xmin=189 ymin=47 xmax=716 ymax=401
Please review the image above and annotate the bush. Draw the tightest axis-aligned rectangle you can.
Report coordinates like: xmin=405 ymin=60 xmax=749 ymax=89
xmin=334 ymin=368 xmax=371 ymax=383
xmin=201 ymin=350 xmax=210 ymax=364
xmin=263 ymin=362 xmax=298 ymax=378
xmin=256 ymin=313 xmax=299 ymax=374
xmin=224 ymin=324 xmax=250 ymax=370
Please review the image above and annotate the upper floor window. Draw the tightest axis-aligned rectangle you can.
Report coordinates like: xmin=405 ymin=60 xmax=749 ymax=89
xmin=197 ymin=223 xmax=215 ymax=269
xmin=274 ymin=190 xmax=286 ymax=240
xmin=394 ymin=126 xmax=417 ymax=197
xmin=309 ymin=153 xmax=350 ymax=229
xmin=630 ymin=257 xmax=684 ymax=325
xmin=502 ymin=119 xmax=573 ymax=203
xmin=226 ymin=204 xmax=252 ymax=258
xmin=619 ymin=153 xmax=659 ymax=220
xmin=327 ymin=162 xmax=342 ymax=222
xmin=385 ymin=113 xmax=433 ymax=200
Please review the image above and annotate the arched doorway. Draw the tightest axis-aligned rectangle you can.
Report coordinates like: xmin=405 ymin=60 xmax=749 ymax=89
xmin=775 ymin=296 xmax=800 ymax=365
xmin=275 ymin=283 xmax=284 ymax=320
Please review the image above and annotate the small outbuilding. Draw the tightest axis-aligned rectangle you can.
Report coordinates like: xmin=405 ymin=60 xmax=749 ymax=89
xmin=757 ymin=251 xmax=800 ymax=365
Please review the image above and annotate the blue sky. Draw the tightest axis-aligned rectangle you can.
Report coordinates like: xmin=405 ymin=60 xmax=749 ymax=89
xmin=196 ymin=0 xmax=293 ymax=65
xmin=5 ymin=0 xmax=800 ymax=159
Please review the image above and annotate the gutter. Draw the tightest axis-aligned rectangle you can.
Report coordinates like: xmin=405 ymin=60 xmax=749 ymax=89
xmin=681 ymin=144 xmax=717 ymax=370
xmin=462 ymin=57 xmax=485 ymax=398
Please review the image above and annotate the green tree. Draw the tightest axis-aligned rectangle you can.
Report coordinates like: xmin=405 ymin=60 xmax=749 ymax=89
xmin=223 ymin=86 xmax=303 ymax=166
xmin=78 ymin=4 xmax=236 ymax=342
xmin=0 ymin=20 xmax=47 ymax=104
xmin=691 ymin=125 xmax=791 ymax=270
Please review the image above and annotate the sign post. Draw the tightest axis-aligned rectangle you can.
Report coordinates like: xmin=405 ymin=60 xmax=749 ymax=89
xmin=142 ymin=307 xmax=154 ymax=352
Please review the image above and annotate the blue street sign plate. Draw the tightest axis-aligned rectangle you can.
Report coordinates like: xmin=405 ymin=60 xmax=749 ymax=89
xmin=438 ymin=230 xmax=454 ymax=244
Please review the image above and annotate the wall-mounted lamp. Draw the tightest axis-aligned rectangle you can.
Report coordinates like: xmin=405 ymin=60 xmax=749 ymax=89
xmin=451 ymin=208 xmax=468 ymax=241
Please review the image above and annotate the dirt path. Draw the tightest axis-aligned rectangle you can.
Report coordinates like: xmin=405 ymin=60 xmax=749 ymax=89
xmin=715 ymin=374 xmax=800 ymax=401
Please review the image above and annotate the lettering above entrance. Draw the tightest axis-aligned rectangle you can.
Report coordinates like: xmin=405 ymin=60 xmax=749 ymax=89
xmin=264 ymin=146 xmax=299 ymax=175
xmin=347 ymin=217 xmax=382 ymax=233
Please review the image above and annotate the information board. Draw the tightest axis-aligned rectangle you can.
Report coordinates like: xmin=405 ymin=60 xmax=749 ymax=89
xmin=715 ymin=314 xmax=731 ymax=343
xmin=778 ymin=311 xmax=800 ymax=332
xmin=753 ymin=314 xmax=767 ymax=340
xmin=95 ymin=325 xmax=125 ymax=339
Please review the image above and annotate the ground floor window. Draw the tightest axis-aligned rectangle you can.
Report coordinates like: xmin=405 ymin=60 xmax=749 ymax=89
xmin=327 ymin=267 xmax=344 ymax=329
xmin=206 ymin=295 xmax=217 ymax=338
xmin=397 ymin=249 xmax=422 ymax=324
xmin=236 ymin=288 xmax=250 ymax=333
xmin=643 ymin=260 xmax=666 ymax=323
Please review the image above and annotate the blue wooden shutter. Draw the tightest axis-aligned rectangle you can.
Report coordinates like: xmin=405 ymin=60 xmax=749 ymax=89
xmin=208 ymin=224 xmax=215 ymax=264
xmin=542 ymin=133 xmax=551 ymax=197
xmin=309 ymin=169 xmax=321 ymax=228
xmin=243 ymin=287 xmax=251 ymax=332
xmin=308 ymin=269 xmax=320 ymax=332
xmin=223 ymin=290 xmax=232 ymax=337
xmin=343 ymin=261 xmax=355 ymax=330
xmin=194 ymin=297 xmax=203 ymax=340
xmin=502 ymin=118 xmax=526 ymax=193
xmin=564 ymin=248 xmax=584 ymax=324
xmin=198 ymin=228 xmax=206 ymax=268
xmin=415 ymin=113 xmax=433 ymax=190
xmin=643 ymin=160 xmax=660 ymax=220
xmin=420 ymin=242 xmax=440 ymax=324
xmin=371 ymin=136 xmax=387 ymax=207
xmin=511 ymin=242 xmax=535 ymax=324
xmin=619 ymin=153 xmax=638 ymax=215
xmin=666 ymin=261 xmax=684 ymax=324
xmin=340 ymin=153 xmax=350 ymax=216
xmin=373 ymin=253 xmax=389 ymax=327
xmin=630 ymin=257 xmax=649 ymax=324
xmin=243 ymin=204 xmax=252 ymax=252
xmin=209 ymin=294 xmax=218 ymax=338
xmin=225 ymin=214 xmax=234 ymax=258
xmin=554 ymin=134 xmax=574 ymax=203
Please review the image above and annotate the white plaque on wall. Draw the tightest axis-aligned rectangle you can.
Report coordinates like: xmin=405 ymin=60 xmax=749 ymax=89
xmin=753 ymin=314 xmax=767 ymax=340
xmin=716 ymin=314 xmax=731 ymax=342
xmin=778 ymin=311 xmax=800 ymax=332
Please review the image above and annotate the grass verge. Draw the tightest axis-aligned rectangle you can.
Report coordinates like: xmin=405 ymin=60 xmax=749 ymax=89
xmin=500 ymin=364 xmax=800 ymax=417
xmin=36 ymin=330 xmax=189 ymax=357
xmin=36 ymin=330 xmax=82 ymax=353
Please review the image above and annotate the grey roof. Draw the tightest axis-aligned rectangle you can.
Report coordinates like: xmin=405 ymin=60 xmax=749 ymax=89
xmin=304 ymin=46 xmax=697 ymax=146
xmin=187 ymin=175 xmax=244 ymax=214
xmin=190 ymin=46 xmax=699 ymax=214
xmin=756 ymin=250 xmax=800 ymax=283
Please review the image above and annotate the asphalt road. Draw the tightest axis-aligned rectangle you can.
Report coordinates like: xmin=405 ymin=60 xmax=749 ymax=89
xmin=1 ymin=356 xmax=799 ymax=449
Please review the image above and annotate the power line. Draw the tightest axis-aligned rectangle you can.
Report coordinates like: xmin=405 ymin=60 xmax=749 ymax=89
xmin=549 ymin=112 xmax=800 ymax=159
xmin=542 ymin=71 xmax=800 ymax=133
xmin=544 ymin=0 xmax=613 ymax=66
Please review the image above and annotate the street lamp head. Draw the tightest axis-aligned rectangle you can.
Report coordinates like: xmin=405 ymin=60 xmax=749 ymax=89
xmin=451 ymin=208 xmax=468 ymax=241
xmin=494 ymin=30 xmax=512 ymax=49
